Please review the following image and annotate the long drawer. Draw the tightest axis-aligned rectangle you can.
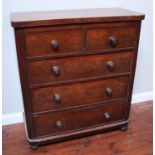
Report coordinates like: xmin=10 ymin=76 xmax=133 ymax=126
xmin=27 ymin=52 xmax=133 ymax=86
xmin=33 ymin=101 xmax=127 ymax=137
xmin=31 ymin=76 xmax=129 ymax=113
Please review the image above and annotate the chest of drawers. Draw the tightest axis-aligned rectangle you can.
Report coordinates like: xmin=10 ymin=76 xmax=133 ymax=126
xmin=11 ymin=8 xmax=144 ymax=149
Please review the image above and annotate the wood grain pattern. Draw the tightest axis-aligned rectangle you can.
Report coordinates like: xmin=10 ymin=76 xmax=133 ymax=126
xmin=14 ymin=29 xmax=35 ymax=139
xmin=2 ymin=101 xmax=152 ymax=155
xmin=23 ymin=22 xmax=138 ymax=60
xmin=86 ymin=25 xmax=136 ymax=51
xmin=31 ymin=76 xmax=129 ymax=114
xmin=27 ymin=52 xmax=133 ymax=87
xmin=25 ymin=29 xmax=83 ymax=57
xmin=33 ymin=101 xmax=127 ymax=137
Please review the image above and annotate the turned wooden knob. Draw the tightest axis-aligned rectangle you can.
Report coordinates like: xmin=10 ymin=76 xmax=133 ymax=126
xmin=55 ymin=121 xmax=63 ymax=129
xmin=106 ymin=60 xmax=115 ymax=71
xmin=105 ymin=87 xmax=113 ymax=96
xmin=53 ymin=94 xmax=61 ymax=104
xmin=52 ymin=66 xmax=61 ymax=76
xmin=51 ymin=40 xmax=59 ymax=51
xmin=109 ymin=36 xmax=118 ymax=47
xmin=104 ymin=113 xmax=111 ymax=121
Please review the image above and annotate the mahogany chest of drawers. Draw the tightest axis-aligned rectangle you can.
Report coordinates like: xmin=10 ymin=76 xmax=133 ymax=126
xmin=11 ymin=8 xmax=144 ymax=149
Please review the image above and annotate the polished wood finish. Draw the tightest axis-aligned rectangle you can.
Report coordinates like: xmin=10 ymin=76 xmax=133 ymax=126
xmin=31 ymin=76 xmax=129 ymax=113
xmin=86 ymin=25 xmax=135 ymax=51
xmin=2 ymin=101 xmax=153 ymax=154
xmin=11 ymin=8 xmax=144 ymax=28
xmin=27 ymin=52 xmax=133 ymax=87
xmin=11 ymin=8 xmax=144 ymax=148
xmin=25 ymin=28 xmax=83 ymax=57
xmin=34 ymin=101 xmax=127 ymax=137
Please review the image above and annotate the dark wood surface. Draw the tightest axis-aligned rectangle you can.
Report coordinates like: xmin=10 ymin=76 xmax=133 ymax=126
xmin=24 ymin=22 xmax=137 ymax=58
xmin=2 ymin=101 xmax=153 ymax=155
xmin=14 ymin=29 xmax=35 ymax=138
xmin=11 ymin=8 xmax=144 ymax=147
xmin=24 ymin=22 xmax=137 ymax=60
xmin=86 ymin=24 xmax=136 ymax=51
xmin=11 ymin=8 xmax=145 ymax=28
xmin=34 ymin=101 xmax=127 ymax=137
xmin=27 ymin=52 xmax=133 ymax=87
xmin=31 ymin=76 xmax=129 ymax=114
xmin=25 ymin=28 xmax=83 ymax=57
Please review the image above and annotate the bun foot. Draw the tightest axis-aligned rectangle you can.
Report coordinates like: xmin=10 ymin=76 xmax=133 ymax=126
xmin=30 ymin=145 xmax=39 ymax=150
xmin=120 ymin=125 xmax=128 ymax=131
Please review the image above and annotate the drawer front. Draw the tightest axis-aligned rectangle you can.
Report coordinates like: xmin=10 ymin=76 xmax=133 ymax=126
xmin=34 ymin=101 xmax=127 ymax=137
xmin=86 ymin=26 xmax=136 ymax=52
xmin=25 ymin=29 xmax=83 ymax=57
xmin=27 ymin=52 xmax=133 ymax=86
xmin=31 ymin=76 xmax=129 ymax=113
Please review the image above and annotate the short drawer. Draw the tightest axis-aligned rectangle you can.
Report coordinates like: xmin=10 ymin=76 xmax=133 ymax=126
xmin=25 ymin=28 xmax=83 ymax=58
xmin=86 ymin=26 xmax=136 ymax=52
xmin=27 ymin=52 xmax=133 ymax=86
xmin=34 ymin=101 xmax=127 ymax=137
xmin=31 ymin=76 xmax=129 ymax=113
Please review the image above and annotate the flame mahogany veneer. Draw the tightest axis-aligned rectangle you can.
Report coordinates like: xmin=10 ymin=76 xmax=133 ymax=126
xmin=11 ymin=8 xmax=144 ymax=149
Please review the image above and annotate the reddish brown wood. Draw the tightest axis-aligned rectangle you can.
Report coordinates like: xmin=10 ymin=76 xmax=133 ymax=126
xmin=14 ymin=29 xmax=35 ymax=139
xmin=11 ymin=8 xmax=144 ymax=148
xmin=23 ymin=22 xmax=138 ymax=60
xmin=125 ymin=22 xmax=142 ymax=120
xmin=31 ymin=76 xmax=129 ymax=113
xmin=86 ymin=25 xmax=136 ymax=51
xmin=2 ymin=101 xmax=152 ymax=155
xmin=34 ymin=101 xmax=127 ymax=137
xmin=25 ymin=28 xmax=83 ymax=57
xmin=27 ymin=52 xmax=133 ymax=86
xmin=23 ymin=22 xmax=138 ymax=59
xmin=11 ymin=8 xmax=145 ymax=28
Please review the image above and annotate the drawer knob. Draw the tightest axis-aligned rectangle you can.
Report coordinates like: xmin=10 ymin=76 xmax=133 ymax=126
xmin=52 ymin=66 xmax=61 ymax=76
xmin=109 ymin=36 xmax=118 ymax=47
xmin=107 ymin=61 xmax=115 ymax=71
xmin=56 ymin=121 xmax=63 ymax=129
xmin=104 ymin=113 xmax=111 ymax=121
xmin=51 ymin=40 xmax=59 ymax=51
xmin=105 ymin=87 xmax=113 ymax=96
xmin=54 ymin=94 xmax=61 ymax=104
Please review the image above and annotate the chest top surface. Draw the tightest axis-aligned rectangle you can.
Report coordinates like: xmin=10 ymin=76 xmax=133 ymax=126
xmin=11 ymin=8 xmax=145 ymax=28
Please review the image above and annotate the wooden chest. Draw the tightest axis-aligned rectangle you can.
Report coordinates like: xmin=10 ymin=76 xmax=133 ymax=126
xmin=11 ymin=8 xmax=144 ymax=149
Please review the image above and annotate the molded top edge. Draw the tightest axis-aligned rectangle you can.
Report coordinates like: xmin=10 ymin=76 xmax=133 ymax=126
xmin=11 ymin=8 xmax=145 ymax=28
